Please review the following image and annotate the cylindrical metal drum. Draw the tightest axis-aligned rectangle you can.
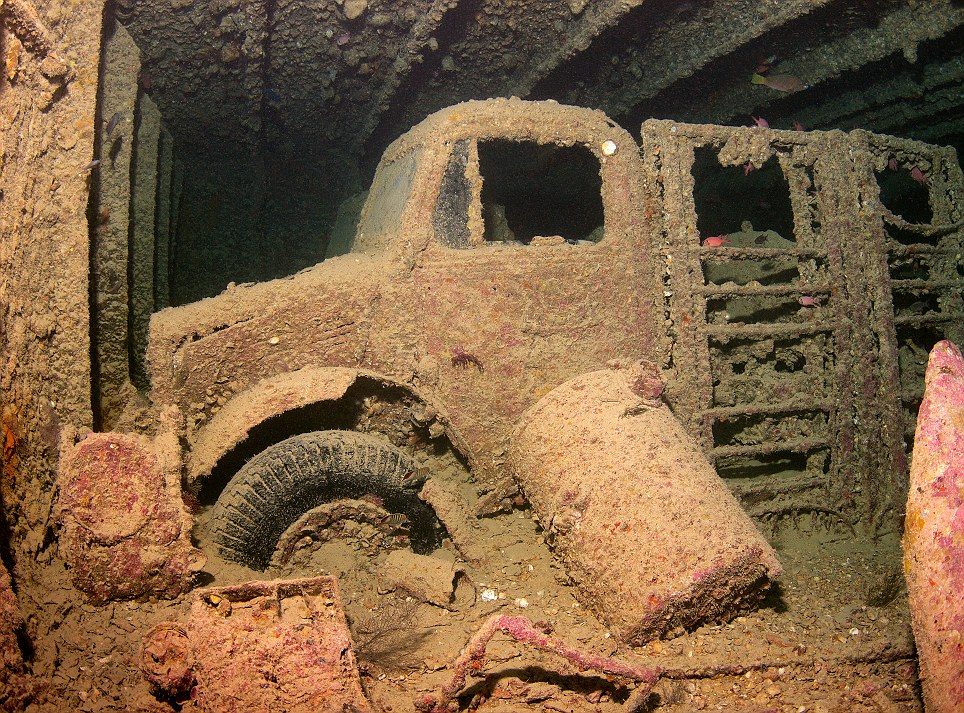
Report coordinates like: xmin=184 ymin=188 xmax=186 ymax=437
xmin=509 ymin=362 xmax=782 ymax=644
xmin=904 ymin=340 xmax=964 ymax=713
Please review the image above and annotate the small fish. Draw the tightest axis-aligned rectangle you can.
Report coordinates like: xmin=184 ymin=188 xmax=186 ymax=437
xmin=386 ymin=513 xmax=410 ymax=529
xmin=743 ymin=161 xmax=755 ymax=176
xmin=798 ymin=295 xmax=820 ymax=307
xmin=887 ymin=157 xmax=899 ymax=171
xmin=909 ymin=167 xmax=927 ymax=185
xmin=402 ymin=466 xmax=430 ymax=485
xmin=79 ymin=159 xmax=101 ymax=174
xmin=138 ymin=72 xmax=152 ymax=90
xmin=751 ymin=115 xmax=769 ymax=129
xmin=703 ymin=235 xmax=730 ymax=247
xmin=105 ymin=111 xmax=122 ymax=138
xmin=751 ymin=72 xmax=806 ymax=93
xmin=792 ymin=120 xmax=804 ymax=132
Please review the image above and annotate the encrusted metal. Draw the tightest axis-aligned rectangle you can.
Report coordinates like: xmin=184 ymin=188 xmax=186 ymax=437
xmin=643 ymin=119 xmax=963 ymax=535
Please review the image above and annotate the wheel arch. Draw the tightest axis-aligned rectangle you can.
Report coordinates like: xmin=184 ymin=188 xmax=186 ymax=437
xmin=185 ymin=366 xmax=472 ymax=502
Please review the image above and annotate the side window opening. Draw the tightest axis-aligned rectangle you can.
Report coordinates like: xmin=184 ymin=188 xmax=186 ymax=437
xmin=875 ymin=160 xmax=933 ymax=227
xmin=478 ymin=140 xmax=604 ymax=245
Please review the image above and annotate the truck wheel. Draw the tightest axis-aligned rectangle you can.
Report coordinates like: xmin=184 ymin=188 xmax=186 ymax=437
xmin=210 ymin=430 xmax=440 ymax=570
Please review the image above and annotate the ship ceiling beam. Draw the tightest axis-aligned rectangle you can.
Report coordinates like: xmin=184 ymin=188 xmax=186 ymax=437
xmin=361 ymin=0 xmax=462 ymax=143
xmin=672 ymin=1 xmax=963 ymax=132
xmin=117 ymin=0 xmax=964 ymax=172
xmin=790 ymin=54 xmax=964 ymax=140
xmin=124 ymin=0 xmax=268 ymax=155
xmin=548 ymin=0 xmax=834 ymax=121
xmin=363 ymin=0 xmax=648 ymax=154
xmin=507 ymin=0 xmax=645 ymax=99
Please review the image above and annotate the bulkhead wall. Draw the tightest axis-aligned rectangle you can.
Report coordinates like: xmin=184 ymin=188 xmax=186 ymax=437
xmin=0 ymin=0 xmax=101 ymax=563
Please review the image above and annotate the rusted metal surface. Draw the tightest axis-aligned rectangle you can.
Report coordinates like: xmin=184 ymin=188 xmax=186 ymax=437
xmin=375 ymin=550 xmax=473 ymax=610
xmin=145 ymin=98 xmax=964 ymax=540
xmin=57 ymin=408 xmax=206 ymax=603
xmin=1 ymin=0 xmax=53 ymax=57
xmin=140 ymin=576 xmax=373 ymax=712
xmin=903 ymin=340 xmax=964 ymax=712
xmin=184 ymin=367 xmax=360 ymax=484
xmin=184 ymin=367 xmax=464 ymax=488
xmin=92 ymin=20 xmax=141 ymax=427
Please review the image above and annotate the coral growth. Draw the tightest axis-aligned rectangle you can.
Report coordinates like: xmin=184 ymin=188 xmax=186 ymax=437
xmin=138 ymin=577 xmax=373 ymax=712
xmin=57 ymin=408 xmax=205 ymax=603
xmin=414 ymin=615 xmax=660 ymax=712
xmin=904 ymin=340 xmax=964 ymax=712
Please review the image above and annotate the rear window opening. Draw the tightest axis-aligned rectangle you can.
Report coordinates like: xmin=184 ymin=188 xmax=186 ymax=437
xmin=692 ymin=146 xmax=795 ymax=244
xmin=875 ymin=164 xmax=933 ymax=225
xmin=478 ymin=140 xmax=604 ymax=245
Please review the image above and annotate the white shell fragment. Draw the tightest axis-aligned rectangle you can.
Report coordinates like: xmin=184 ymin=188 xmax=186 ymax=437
xmin=480 ymin=588 xmax=498 ymax=602
xmin=601 ymin=139 xmax=617 ymax=156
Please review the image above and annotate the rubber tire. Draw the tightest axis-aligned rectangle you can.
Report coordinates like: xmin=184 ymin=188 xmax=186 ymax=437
xmin=210 ymin=430 xmax=438 ymax=570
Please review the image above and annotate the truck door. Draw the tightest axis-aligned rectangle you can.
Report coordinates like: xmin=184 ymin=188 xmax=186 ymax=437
xmin=407 ymin=133 xmax=655 ymax=473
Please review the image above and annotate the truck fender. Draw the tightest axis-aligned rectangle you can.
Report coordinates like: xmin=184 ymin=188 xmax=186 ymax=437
xmin=185 ymin=366 xmax=469 ymax=487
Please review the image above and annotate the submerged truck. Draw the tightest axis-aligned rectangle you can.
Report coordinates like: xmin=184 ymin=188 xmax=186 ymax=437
xmin=61 ymin=98 xmax=964 ymax=641
xmin=149 ymin=98 xmax=660 ymax=502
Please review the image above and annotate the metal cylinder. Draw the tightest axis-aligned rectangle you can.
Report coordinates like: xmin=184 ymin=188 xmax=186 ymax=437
xmin=903 ymin=340 xmax=964 ymax=713
xmin=509 ymin=362 xmax=782 ymax=644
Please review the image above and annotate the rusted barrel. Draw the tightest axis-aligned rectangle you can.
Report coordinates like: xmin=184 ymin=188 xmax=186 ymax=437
xmin=509 ymin=362 xmax=782 ymax=644
xmin=904 ymin=340 xmax=964 ymax=712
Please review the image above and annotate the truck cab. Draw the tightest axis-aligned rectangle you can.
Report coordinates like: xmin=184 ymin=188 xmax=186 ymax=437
xmin=147 ymin=98 xmax=660 ymax=490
